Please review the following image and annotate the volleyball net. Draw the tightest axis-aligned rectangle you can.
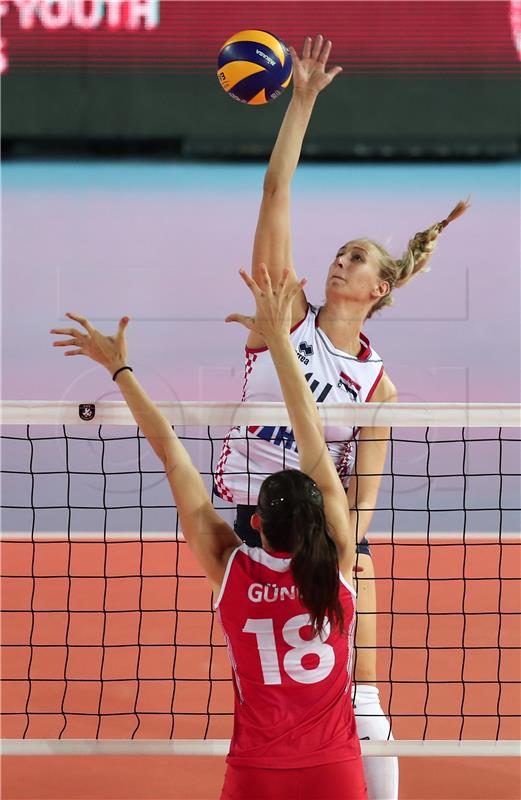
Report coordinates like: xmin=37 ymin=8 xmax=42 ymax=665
xmin=1 ymin=401 xmax=520 ymax=757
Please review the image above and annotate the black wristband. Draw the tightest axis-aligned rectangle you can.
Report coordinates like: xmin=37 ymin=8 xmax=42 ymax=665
xmin=112 ymin=366 xmax=133 ymax=382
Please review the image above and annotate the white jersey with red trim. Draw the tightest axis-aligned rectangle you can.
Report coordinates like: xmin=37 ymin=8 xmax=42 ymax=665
xmin=215 ymin=544 xmax=360 ymax=769
xmin=215 ymin=304 xmax=384 ymax=505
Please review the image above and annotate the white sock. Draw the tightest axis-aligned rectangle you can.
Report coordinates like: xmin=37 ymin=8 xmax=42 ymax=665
xmin=352 ymin=684 xmax=399 ymax=800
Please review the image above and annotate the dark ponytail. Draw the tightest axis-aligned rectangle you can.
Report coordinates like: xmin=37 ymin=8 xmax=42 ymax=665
xmin=258 ymin=470 xmax=345 ymax=636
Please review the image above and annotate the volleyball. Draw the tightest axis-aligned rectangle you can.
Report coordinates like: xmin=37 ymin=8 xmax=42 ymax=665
xmin=217 ymin=29 xmax=293 ymax=105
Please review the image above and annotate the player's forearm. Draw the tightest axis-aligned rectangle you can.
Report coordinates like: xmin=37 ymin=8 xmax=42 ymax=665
xmin=114 ymin=370 xmax=211 ymax=516
xmin=349 ymin=506 xmax=374 ymax=545
xmin=113 ymin=369 xmax=192 ymax=475
xmin=263 ymin=93 xmax=317 ymax=191
xmin=114 ymin=371 xmax=177 ymax=464
xmin=267 ymin=334 xmax=327 ymax=473
xmin=347 ymin=427 xmax=390 ymax=543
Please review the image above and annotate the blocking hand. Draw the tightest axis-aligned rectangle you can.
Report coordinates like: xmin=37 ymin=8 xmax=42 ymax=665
xmin=51 ymin=312 xmax=129 ymax=375
xmin=226 ymin=264 xmax=306 ymax=345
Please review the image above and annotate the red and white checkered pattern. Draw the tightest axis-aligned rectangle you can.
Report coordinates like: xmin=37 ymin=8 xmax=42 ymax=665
xmin=214 ymin=434 xmax=234 ymax=503
xmin=241 ymin=349 xmax=258 ymax=400
xmin=214 ymin=350 xmax=258 ymax=503
xmin=337 ymin=439 xmax=356 ymax=484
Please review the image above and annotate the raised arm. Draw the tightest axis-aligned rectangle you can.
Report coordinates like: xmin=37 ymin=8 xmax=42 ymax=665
xmin=51 ymin=314 xmax=240 ymax=592
xmin=249 ymin=36 xmax=342 ymax=343
xmin=227 ymin=266 xmax=354 ymax=569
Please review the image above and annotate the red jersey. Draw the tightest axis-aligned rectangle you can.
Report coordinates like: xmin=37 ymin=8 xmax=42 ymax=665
xmin=215 ymin=544 xmax=360 ymax=769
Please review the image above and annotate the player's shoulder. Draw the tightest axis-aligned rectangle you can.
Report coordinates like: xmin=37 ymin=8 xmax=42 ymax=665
xmin=369 ymin=371 xmax=397 ymax=403
xmin=294 ymin=300 xmax=315 ymax=326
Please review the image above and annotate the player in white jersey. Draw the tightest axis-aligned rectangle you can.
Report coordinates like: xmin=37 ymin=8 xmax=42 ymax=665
xmin=215 ymin=303 xmax=384 ymax=505
xmin=217 ymin=35 xmax=469 ymax=800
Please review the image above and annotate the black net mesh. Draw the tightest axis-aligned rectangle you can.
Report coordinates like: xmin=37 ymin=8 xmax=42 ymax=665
xmin=1 ymin=421 xmax=520 ymax=741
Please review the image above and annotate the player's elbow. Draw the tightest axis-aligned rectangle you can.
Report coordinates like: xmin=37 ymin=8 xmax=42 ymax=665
xmin=262 ymin=173 xmax=291 ymax=199
xmin=350 ymin=498 xmax=377 ymax=517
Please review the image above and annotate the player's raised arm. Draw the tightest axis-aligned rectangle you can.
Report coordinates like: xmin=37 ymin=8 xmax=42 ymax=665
xmin=227 ymin=266 xmax=354 ymax=569
xmin=51 ymin=314 xmax=240 ymax=591
xmin=251 ymin=36 xmax=342 ymax=329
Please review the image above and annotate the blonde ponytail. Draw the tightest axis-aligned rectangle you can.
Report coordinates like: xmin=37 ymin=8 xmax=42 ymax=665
xmin=366 ymin=198 xmax=470 ymax=319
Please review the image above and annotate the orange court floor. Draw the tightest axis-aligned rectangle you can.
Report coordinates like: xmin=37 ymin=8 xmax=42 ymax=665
xmin=1 ymin=537 xmax=520 ymax=799
xmin=1 ymin=753 xmax=520 ymax=799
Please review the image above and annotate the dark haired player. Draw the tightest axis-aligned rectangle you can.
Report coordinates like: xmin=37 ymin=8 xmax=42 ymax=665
xmin=51 ymin=266 xmax=367 ymax=799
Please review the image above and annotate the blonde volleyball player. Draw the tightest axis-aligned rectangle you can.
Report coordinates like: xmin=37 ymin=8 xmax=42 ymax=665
xmin=51 ymin=266 xmax=368 ymax=799
xmin=214 ymin=35 xmax=469 ymax=800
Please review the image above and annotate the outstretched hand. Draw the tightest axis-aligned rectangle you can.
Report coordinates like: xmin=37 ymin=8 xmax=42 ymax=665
xmin=289 ymin=35 xmax=342 ymax=98
xmin=226 ymin=264 xmax=306 ymax=345
xmin=51 ymin=312 xmax=129 ymax=375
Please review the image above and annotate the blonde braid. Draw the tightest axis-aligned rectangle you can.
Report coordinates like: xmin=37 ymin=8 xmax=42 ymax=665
xmin=395 ymin=198 xmax=470 ymax=287
xmin=366 ymin=198 xmax=470 ymax=319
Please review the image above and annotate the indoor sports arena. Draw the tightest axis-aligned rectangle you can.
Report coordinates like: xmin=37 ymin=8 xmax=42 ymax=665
xmin=1 ymin=2 xmax=520 ymax=799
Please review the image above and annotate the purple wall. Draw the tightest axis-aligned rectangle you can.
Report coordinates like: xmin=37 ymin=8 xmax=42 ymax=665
xmin=3 ymin=161 xmax=520 ymax=403
xmin=2 ymin=160 xmax=520 ymax=533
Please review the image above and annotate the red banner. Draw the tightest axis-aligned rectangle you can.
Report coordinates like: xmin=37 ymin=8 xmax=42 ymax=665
xmin=1 ymin=0 xmax=520 ymax=75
